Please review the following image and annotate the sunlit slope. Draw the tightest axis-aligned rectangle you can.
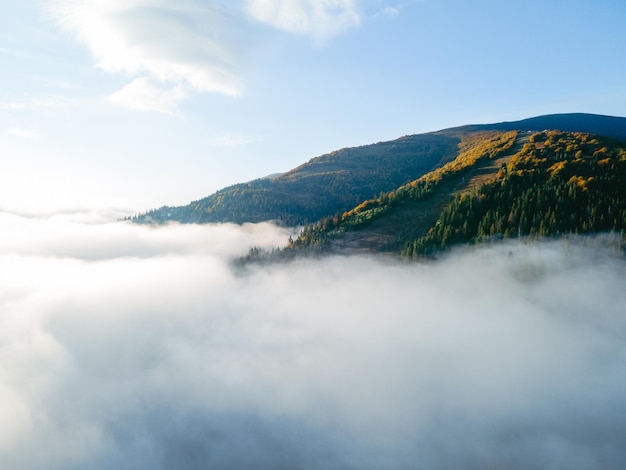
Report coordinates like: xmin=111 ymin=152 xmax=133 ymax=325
xmin=133 ymin=113 xmax=626 ymax=226
xmin=290 ymin=131 xmax=626 ymax=257
xmin=289 ymin=131 xmax=519 ymax=253
xmin=407 ymin=131 xmax=626 ymax=256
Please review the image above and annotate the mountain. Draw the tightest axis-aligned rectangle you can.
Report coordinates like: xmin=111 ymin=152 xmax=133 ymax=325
xmin=463 ymin=113 xmax=626 ymax=142
xmin=406 ymin=130 xmax=626 ymax=257
xmin=132 ymin=132 xmax=462 ymax=225
xmin=285 ymin=129 xmax=626 ymax=258
xmin=132 ymin=113 xmax=626 ymax=227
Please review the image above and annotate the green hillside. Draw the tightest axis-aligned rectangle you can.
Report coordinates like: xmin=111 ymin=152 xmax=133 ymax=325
xmin=288 ymin=130 xmax=626 ymax=258
xmin=132 ymin=113 xmax=626 ymax=227
xmin=406 ymin=131 xmax=626 ymax=257
xmin=132 ymin=132 xmax=462 ymax=226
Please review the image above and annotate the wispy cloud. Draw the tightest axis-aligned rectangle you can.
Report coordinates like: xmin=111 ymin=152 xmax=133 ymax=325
xmin=0 ymin=207 xmax=135 ymax=225
xmin=47 ymin=0 xmax=248 ymax=111
xmin=371 ymin=1 xmax=417 ymax=18
xmin=2 ymin=95 xmax=75 ymax=111
xmin=376 ymin=6 xmax=399 ymax=17
xmin=108 ymin=77 xmax=186 ymax=114
xmin=45 ymin=0 xmax=374 ymax=112
xmin=0 ymin=214 xmax=625 ymax=469
xmin=245 ymin=0 xmax=361 ymax=41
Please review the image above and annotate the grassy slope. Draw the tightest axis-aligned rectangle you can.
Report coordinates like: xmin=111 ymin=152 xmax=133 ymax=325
xmin=328 ymin=135 xmax=525 ymax=254
xmin=291 ymin=131 xmax=519 ymax=253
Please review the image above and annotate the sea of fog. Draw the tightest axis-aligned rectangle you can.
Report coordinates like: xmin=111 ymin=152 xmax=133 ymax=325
xmin=1 ymin=211 xmax=625 ymax=469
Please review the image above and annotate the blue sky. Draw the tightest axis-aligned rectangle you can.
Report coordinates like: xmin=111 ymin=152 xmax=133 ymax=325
xmin=1 ymin=0 xmax=625 ymax=216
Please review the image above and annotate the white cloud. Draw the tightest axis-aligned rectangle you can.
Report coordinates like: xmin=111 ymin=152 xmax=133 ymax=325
xmin=0 ymin=214 xmax=625 ymax=469
xmin=108 ymin=77 xmax=186 ymax=114
xmin=0 ymin=207 xmax=134 ymax=225
xmin=245 ymin=0 xmax=361 ymax=40
xmin=45 ymin=0 xmax=378 ymax=112
xmin=0 ymin=213 xmax=295 ymax=261
xmin=377 ymin=6 xmax=399 ymax=16
xmin=47 ymin=0 xmax=247 ymax=110
xmin=2 ymin=95 xmax=75 ymax=111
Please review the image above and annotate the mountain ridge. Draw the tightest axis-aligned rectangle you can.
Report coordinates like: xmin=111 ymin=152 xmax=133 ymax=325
xmin=282 ymin=129 xmax=626 ymax=259
xmin=460 ymin=113 xmax=626 ymax=141
xmin=132 ymin=113 xmax=626 ymax=227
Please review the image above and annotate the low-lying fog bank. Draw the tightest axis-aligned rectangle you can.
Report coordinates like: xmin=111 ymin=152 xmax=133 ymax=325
xmin=1 ymin=213 xmax=625 ymax=469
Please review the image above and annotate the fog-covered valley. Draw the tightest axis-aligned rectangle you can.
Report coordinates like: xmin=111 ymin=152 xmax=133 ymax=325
xmin=1 ymin=213 xmax=625 ymax=469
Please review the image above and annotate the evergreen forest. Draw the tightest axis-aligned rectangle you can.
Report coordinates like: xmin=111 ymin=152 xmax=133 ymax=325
xmin=289 ymin=130 xmax=626 ymax=258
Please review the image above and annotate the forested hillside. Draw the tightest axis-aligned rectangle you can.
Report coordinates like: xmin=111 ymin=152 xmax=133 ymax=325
xmin=406 ymin=131 xmax=626 ymax=256
xmin=289 ymin=131 xmax=518 ymax=252
xmin=287 ymin=130 xmax=626 ymax=258
xmin=132 ymin=113 xmax=626 ymax=227
xmin=132 ymin=132 xmax=462 ymax=225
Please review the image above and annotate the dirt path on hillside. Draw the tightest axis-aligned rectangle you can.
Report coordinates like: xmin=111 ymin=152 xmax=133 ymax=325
xmin=329 ymin=134 xmax=528 ymax=255
xmin=460 ymin=134 xmax=528 ymax=194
